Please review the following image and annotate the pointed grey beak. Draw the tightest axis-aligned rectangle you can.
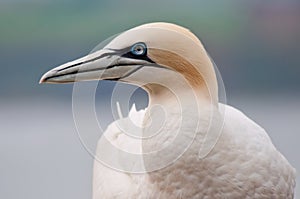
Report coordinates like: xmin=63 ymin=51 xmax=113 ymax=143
xmin=40 ymin=49 xmax=149 ymax=84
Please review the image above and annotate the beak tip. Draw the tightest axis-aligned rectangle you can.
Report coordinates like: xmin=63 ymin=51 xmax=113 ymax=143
xmin=39 ymin=73 xmax=49 ymax=84
xmin=39 ymin=79 xmax=45 ymax=84
xmin=39 ymin=69 xmax=58 ymax=84
xmin=39 ymin=76 xmax=45 ymax=84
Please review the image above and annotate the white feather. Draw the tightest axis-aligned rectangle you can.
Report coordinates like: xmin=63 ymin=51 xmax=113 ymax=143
xmin=93 ymin=103 xmax=296 ymax=198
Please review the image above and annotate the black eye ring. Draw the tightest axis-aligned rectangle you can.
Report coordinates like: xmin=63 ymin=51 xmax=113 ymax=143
xmin=130 ymin=42 xmax=147 ymax=56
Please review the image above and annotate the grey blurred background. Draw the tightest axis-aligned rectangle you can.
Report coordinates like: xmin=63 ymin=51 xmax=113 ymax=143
xmin=0 ymin=0 xmax=299 ymax=198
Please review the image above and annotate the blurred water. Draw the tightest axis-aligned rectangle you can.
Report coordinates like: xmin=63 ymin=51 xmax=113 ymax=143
xmin=0 ymin=95 xmax=299 ymax=199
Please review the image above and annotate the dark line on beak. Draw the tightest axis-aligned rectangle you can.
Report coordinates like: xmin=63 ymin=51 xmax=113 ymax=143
xmin=57 ymin=45 xmax=156 ymax=73
xmin=46 ymin=44 xmax=165 ymax=82
xmin=43 ymin=62 xmax=172 ymax=83
xmin=117 ymin=65 xmax=144 ymax=80
xmin=43 ymin=63 xmax=139 ymax=82
xmin=57 ymin=52 xmax=117 ymax=72
xmin=112 ymin=64 xmax=172 ymax=81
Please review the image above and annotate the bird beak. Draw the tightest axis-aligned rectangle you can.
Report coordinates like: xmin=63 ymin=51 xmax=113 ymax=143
xmin=39 ymin=49 xmax=149 ymax=84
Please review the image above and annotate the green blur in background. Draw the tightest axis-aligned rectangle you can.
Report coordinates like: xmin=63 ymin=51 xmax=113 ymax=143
xmin=1 ymin=0 xmax=299 ymax=99
xmin=0 ymin=1 xmax=299 ymax=199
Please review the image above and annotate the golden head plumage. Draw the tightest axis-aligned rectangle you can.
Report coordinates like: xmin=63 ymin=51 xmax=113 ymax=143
xmin=40 ymin=22 xmax=218 ymax=103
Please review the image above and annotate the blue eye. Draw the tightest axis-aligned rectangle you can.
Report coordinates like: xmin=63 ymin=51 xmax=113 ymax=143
xmin=131 ymin=42 xmax=147 ymax=56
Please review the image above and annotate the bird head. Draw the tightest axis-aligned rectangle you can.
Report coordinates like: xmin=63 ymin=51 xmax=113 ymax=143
xmin=40 ymin=22 xmax=218 ymax=103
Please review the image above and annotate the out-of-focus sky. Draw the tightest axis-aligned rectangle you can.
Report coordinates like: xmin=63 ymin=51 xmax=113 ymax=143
xmin=0 ymin=1 xmax=299 ymax=199
xmin=0 ymin=0 xmax=299 ymax=99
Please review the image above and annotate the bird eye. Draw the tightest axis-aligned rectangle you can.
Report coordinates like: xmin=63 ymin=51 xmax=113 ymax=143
xmin=131 ymin=42 xmax=147 ymax=56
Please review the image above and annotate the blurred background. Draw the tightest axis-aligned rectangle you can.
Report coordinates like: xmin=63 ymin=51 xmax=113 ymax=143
xmin=0 ymin=0 xmax=299 ymax=198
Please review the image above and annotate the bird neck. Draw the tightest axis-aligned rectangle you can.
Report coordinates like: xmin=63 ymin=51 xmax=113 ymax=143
xmin=144 ymin=81 xmax=216 ymax=109
xmin=141 ymin=82 xmax=216 ymax=164
xmin=140 ymin=83 xmax=219 ymax=194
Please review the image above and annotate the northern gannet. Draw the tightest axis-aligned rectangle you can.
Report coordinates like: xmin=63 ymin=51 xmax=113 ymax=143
xmin=40 ymin=22 xmax=296 ymax=199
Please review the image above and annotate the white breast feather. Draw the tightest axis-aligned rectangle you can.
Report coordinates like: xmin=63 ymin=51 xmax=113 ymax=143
xmin=92 ymin=104 xmax=296 ymax=199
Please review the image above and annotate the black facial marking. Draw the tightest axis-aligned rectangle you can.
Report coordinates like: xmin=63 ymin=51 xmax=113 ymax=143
xmin=48 ymin=44 xmax=157 ymax=82
xmin=107 ymin=43 xmax=155 ymax=63
xmin=121 ymin=51 xmax=154 ymax=63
